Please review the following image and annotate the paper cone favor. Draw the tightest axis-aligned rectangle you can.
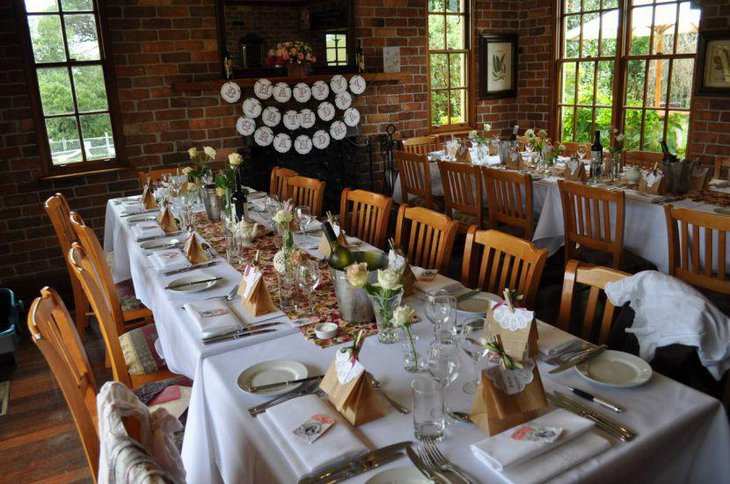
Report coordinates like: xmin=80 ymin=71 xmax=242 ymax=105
xmin=319 ymin=336 xmax=386 ymax=426
xmin=237 ymin=265 xmax=278 ymax=317
xmin=639 ymin=169 xmax=668 ymax=195
xmin=141 ymin=184 xmax=156 ymax=210
xmin=455 ymin=146 xmax=471 ymax=163
xmin=157 ymin=207 xmax=179 ymax=233
xmin=183 ymin=233 xmax=208 ymax=264
xmin=564 ymin=158 xmax=587 ymax=182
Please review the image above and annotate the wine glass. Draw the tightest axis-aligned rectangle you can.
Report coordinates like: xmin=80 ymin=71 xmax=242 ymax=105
xmin=460 ymin=318 xmax=490 ymax=394
xmin=296 ymin=260 xmax=321 ymax=316
xmin=426 ymin=290 xmax=456 ymax=343
xmin=296 ymin=205 xmax=313 ymax=237
xmin=576 ymin=144 xmax=587 ymax=161
xmin=427 ymin=340 xmax=461 ymax=420
xmin=264 ymin=195 xmax=281 ymax=222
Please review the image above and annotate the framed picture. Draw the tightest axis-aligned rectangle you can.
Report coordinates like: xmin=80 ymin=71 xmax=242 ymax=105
xmin=479 ymin=34 xmax=518 ymax=99
xmin=696 ymin=31 xmax=730 ymax=96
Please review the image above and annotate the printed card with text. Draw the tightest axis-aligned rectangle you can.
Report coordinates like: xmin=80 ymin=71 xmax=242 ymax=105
xmin=292 ymin=413 xmax=336 ymax=444
xmin=511 ymin=425 xmax=563 ymax=444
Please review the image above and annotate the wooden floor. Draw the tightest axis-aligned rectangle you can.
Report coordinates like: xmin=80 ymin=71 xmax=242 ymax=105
xmin=0 ymin=323 xmax=109 ymax=483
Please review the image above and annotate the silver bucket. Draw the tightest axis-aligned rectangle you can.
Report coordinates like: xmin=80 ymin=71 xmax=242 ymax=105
xmin=202 ymin=185 xmax=225 ymax=221
xmin=330 ymin=251 xmax=388 ymax=323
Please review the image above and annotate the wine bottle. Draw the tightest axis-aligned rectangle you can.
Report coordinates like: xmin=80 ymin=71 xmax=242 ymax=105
xmin=322 ymin=221 xmax=355 ymax=270
xmin=660 ymin=139 xmax=676 ymax=164
xmin=230 ymin=167 xmax=247 ymax=223
xmin=509 ymin=125 xmax=519 ymax=142
xmin=356 ymin=42 xmax=365 ymax=73
xmin=590 ymin=130 xmax=603 ymax=181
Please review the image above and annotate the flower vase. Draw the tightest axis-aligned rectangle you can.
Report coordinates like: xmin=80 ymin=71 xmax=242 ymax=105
xmin=287 ymin=63 xmax=306 ymax=78
xmin=611 ymin=152 xmax=623 ymax=181
xmin=401 ymin=332 xmax=424 ymax=373
xmin=368 ymin=291 xmax=403 ymax=344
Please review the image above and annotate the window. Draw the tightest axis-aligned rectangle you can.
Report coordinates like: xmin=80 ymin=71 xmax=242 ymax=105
xmin=325 ymin=33 xmax=348 ymax=67
xmin=427 ymin=0 xmax=470 ymax=130
xmin=20 ymin=0 xmax=122 ymax=173
xmin=555 ymin=0 xmax=700 ymax=156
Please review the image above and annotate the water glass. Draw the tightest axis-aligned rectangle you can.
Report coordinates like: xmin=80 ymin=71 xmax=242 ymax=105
xmin=277 ymin=268 xmax=297 ymax=312
xmin=224 ymin=232 xmax=239 ymax=265
xmin=412 ymin=376 xmax=445 ymax=442
xmin=265 ymin=195 xmax=281 ymax=221
xmin=460 ymin=318 xmax=490 ymax=394
xmin=296 ymin=205 xmax=313 ymax=236
xmin=426 ymin=290 xmax=456 ymax=343
xmin=296 ymin=260 xmax=321 ymax=316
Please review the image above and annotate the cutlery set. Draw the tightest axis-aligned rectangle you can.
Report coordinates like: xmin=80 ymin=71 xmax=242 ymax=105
xmin=137 ymin=231 xmax=184 ymax=243
xmin=408 ymin=440 xmax=475 ymax=484
xmin=247 ymin=378 xmax=325 ymax=417
xmin=547 ymin=343 xmax=607 ymax=374
xmin=201 ymin=323 xmax=281 ymax=345
xmin=299 ymin=441 xmax=412 ymax=484
xmin=548 ymin=392 xmax=636 ymax=441
xmin=164 ymin=260 xmax=219 ymax=276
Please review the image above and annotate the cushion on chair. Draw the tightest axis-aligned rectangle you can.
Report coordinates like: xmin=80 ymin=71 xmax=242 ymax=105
xmin=115 ymin=279 xmax=146 ymax=312
xmin=119 ymin=324 xmax=167 ymax=376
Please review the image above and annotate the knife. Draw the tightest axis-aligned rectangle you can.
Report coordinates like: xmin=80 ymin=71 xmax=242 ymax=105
xmin=202 ymin=327 xmax=277 ymax=345
xmin=144 ymin=241 xmax=182 ymax=250
xmin=247 ymin=378 xmax=323 ymax=417
xmin=325 ymin=451 xmax=405 ymax=483
xmin=548 ymin=344 xmax=607 ymax=374
xmin=121 ymin=208 xmax=159 ymax=217
xmin=127 ymin=216 xmax=158 ymax=224
xmin=165 ymin=277 xmax=222 ymax=290
xmin=201 ymin=321 xmax=283 ymax=344
xmin=137 ymin=231 xmax=183 ymax=242
xmin=299 ymin=441 xmax=412 ymax=484
xmin=549 ymin=392 xmax=636 ymax=441
xmin=164 ymin=260 xmax=219 ymax=276
xmin=456 ymin=289 xmax=480 ymax=302
xmin=242 ymin=374 xmax=324 ymax=393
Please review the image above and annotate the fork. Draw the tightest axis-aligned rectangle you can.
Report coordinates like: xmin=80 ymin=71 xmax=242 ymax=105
xmin=421 ymin=440 xmax=474 ymax=484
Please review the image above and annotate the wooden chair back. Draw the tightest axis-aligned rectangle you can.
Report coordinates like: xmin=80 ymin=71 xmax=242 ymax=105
xmin=270 ymin=166 xmax=298 ymax=200
xmin=713 ymin=158 xmax=730 ymax=181
xmin=44 ymin=193 xmax=89 ymax=337
xmin=517 ymin=135 xmax=528 ymax=151
xmin=437 ymin=161 xmax=484 ymax=230
xmin=624 ymin=150 xmax=663 ymax=169
xmin=482 ymin=167 xmax=534 ymax=239
xmin=395 ymin=204 xmax=458 ymax=273
xmin=557 ymin=260 xmax=629 ymax=344
xmin=339 ymin=188 xmax=393 ymax=249
xmin=69 ymin=242 xmax=133 ymax=388
xmin=28 ymin=287 xmax=99 ymax=481
xmin=560 ymin=142 xmax=582 ymax=157
xmin=558 ymin=180 xmax=625 ymax=269
xmin=462 ymin=228 xmax=547 ymax=309
xmin=402 ymin=136 xmax=438 ymax=156
xmin=395 ymin=151 xmax=433 ymax=204
xmin=137 ymin=168 xmax=178 ymax=188
xmin=285 ymin=175 xmax=326 ymax=216
xmin=664 ymin=205 xmax=730 ymax=294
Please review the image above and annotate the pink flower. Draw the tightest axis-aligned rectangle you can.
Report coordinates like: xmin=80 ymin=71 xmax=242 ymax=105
xmin=282 ymin=51 xmax=289 ymax=60
xmin=298 ymin=53 xmax=304 ymax=60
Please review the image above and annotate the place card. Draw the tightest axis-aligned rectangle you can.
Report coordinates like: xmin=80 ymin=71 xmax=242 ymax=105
xmin=237 ymin=265 xmax=277 ymax=317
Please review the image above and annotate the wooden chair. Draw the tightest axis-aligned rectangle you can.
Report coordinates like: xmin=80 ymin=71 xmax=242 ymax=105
xmin=558 ymin=180 xmax=626 ymax=270
xmin=27 ymin=287 xmax=100 ymax=481
xmin=395 ymin=151 xmax=436 ymax=209
xmin=437 ymin=161 xmax=484 ymax=231
xmin=339 ymin=188 xmax=393 ymax=249
xmin=284 ymin=175 xmax=326 ymax=216
xmin=44 ymin=193 xmax=90 ymax=338
xmin=713 ymin=158 xmax=730 ymax=180
xmin=270 ymin=166 xmax=298 ymax=200
xmin=560 ymin=142 xmax=583 ymax=157
xmin=402 ymin=136 xmax=438 ymax=156
xmin=482 ymin=167 xmax=534 ymax=239
xmin=137 ymin=167 xmax=178 ymax=188
xmin=557 ymin=260 xmax=629 ymax=344
xmin=69 ymin=242 xmax=176 ymax=388
xmin=395 ymin=204 xmax=459 ymax=274
xmin=69 ymin=212 xmax=151 ymax=326
xmin=624 ymin=150 xmax=663 ymax=169
xmin=664 ymin=205 xmax=730 ymax=294
xmin=461 ymin=228 xmax=547 ymax=309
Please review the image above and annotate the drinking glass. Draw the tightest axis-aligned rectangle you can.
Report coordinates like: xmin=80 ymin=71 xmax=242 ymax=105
xmin=265 ymin=195 xmax=281 ymax=222
xmin=224 ymin=231 xmax=239 ymax=266
xmin=296 ymin=260 xmax=321 ymax=316
xmin=296 ymin=205 xmax=313 ymax=237
xmin=426 ymin=290 xmax=456 ymax=343
xmin=412 ymin=376 xmax=445 ymax=441
xmin=460 ymin=318 xmax=490 ymax=394
xmin=576 ymin=144 xmax=587 ymax=161
xmin=178 ymin=192 xmax=195 ymax=232
xmin=427 ymin=340 xmax=461 ymax=420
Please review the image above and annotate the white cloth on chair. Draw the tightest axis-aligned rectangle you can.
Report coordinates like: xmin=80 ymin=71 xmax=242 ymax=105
xmin=605 ymin=271 xmax=730 ymax=380
xmin=97 ymin=381 xmax=186 ymax=484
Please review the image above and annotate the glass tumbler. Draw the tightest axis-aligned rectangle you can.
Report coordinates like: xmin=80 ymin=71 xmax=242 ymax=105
xmin=412 ymin=376 xmax=445 ymax=441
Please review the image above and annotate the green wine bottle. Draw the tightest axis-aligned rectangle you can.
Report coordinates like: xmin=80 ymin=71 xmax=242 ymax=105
xmin=322 ymin=221 xmax=355 ymax=270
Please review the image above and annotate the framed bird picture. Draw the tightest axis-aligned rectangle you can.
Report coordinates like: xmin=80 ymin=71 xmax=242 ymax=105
xmin=695 ymin=31 xmax=730 ymax=96
xmin=480 ymin=34 xmax=518 ymax=100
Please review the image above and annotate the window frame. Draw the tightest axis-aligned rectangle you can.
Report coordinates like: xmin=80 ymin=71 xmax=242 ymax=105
xmin=325 ymin=33 xmax=348 ymax=67
xmin=17 ymin=0 xmax=126 ymax=178
xmin=550 ymin=0 xmax=697 ymax=153
xmin=426 ymin=0 xmax=476 ymax=134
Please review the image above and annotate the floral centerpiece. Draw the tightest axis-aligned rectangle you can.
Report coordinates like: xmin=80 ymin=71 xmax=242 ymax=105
xmin=183 ymin=146 xmax=216 ymax=191
xmin=214 ymin=152 xmax=245 ymax=201
xmin=525 ymin=129 xmax=554 ymax=170
xmin=272 ymin=200 xmax=295 ymax=253
xmin=265 ymin=41 xmax=317 ymax=77
xmin=392 ymin=304 xmax=422 ymax=372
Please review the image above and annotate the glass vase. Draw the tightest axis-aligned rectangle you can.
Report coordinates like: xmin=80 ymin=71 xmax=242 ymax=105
xmin=368 ymin=291 xmax=403 ymax=344
xmin=402 ymin=333 xmax=424 ymax=373
xmin=277 ymin=266 xmax=297 ymax=313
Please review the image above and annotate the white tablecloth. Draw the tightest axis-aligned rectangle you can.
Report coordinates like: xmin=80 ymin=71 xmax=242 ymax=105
xmin=181 ymin=304 xmax=730 ymax=483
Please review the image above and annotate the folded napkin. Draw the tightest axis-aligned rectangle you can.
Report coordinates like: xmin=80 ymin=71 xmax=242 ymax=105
xmin=499 ymin=432 xmax=610 ymax=484
xmin=411 ymin=266 xmax=462 ymax=296
xmin=246 ymin=189 xmax=266 ymax=200
xmin=251 ymin=198 xmax=267 ymax=212
xmin=183 ymin=300 xmax=242 ymax=339
xmin=622 ymin=188 xmax=665 ymax=203
xmin=471 ymin=409 xmax=594 ymax=472
xmin=150 ymin=249 xmax=190 ymax=272
xmin=536 ymin=321 xmax=583 ymax=359
xmin=258 ymin=394 xmax=368 ymax=479
xmin=119 ymin=202 xmax=145 ymax=215
xmin=132 ymin=221 xmax=164 ymax=240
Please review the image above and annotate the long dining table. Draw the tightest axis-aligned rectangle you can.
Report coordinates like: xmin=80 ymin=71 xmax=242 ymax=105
xmin=103 ymin=193 xmax=730 ymax=484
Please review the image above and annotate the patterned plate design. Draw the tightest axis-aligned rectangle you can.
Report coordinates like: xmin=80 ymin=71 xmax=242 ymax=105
xmin=312 ymin=80 xmax=330 ymax=101
xmin=253 ymin=78 xmax=273 ymax=100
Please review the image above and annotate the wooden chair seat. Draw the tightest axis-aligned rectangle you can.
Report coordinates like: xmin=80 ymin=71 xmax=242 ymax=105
xmin=115 ymin=279 xmax=148 ymax=315
xmin=120 ymin=323 xmax=167 ymax=377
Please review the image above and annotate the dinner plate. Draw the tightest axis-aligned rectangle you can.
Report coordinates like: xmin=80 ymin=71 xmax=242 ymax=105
xmin=167 ymin=273 xmax=219 ymax=293
xmin=713 ymin=207 xmax=730 ymax=216
xmin=366 ymin=467 xmax=429 ymax=484
xmin=576 ymin=350 xmax=652 ymax=388
xmin=299 ymin=109 xmax=316 ymax=129
xmin=254 ymin=78 xmax=273 ymax=99
xmin=273 ymin=133 xmax=292 ymax=153
xmin=236 ymin=116 xmax=256 ymax=136
xmin=237 ymin=360 xmax=308 ymax=396
xmin=456 ymin=292 xmax=499 ymax=316
xmin=330 ymin=74 xmax=348 ymax=94
xmin=262 ymin=106 xmax=281 ymax=127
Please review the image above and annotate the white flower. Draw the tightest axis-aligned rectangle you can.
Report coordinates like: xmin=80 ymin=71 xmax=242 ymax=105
xmin=558 ymin=143 xmax=566 ymax=152
xmin=272 ymin=209 xmax=293 ymax=225
xmin=468 ymin=130 xmax=478 ymax=140
xmin=187 ymin=147 xmax=198 ymax=160
xmin=215 ymin=187 xmax=226 ymax=197
xmin=524 ymin=129 xmax=535 ymax=139
xmin=374 ymin=268 xmax=402 ymax=291
xmin=181 ymin=166 xmax=193 ymax=175
xmin=228 ymin=152 xmax=243 ymax=167
xmin=392 ymin=305 xmax=416 ymax=328
xmin=387 ymin=249 xmax=407 ymax=274
xmin=345 ymin=262 xmax=369 ymax=288
xmin=616 ymin=134 xmax=625 ymax=143
xmin=203 ymin=146 xmax=216 ymax=160
xmin=537 ymin=129 xmax=548 ymax=139
xmin=484 ymin=123 xmax=492 ymax=133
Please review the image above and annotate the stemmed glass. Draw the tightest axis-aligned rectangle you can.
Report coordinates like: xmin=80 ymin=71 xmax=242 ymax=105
xmin=576 ymin=144 xmax=587 ymax=161
xmin=296 ymin=205 xmax=313 ymax=237
xmin=296 ymin=260 xmax=321 ymax=316
xmin=427 ymin=340 xmax=461 ymax=420
xmin=524 ymin=141 xmax=535 ymax=168
xmin=264 ymin=195 xmax=281 ymax=223
xmin=460 ymin=318 xmax=490 ymax=394
xmin=426 ymin=290 xmax=456 ymax=343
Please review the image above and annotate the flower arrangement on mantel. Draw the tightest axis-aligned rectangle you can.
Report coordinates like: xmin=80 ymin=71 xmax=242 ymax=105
xmin=265 ymin=41 xmax=317 ymax=77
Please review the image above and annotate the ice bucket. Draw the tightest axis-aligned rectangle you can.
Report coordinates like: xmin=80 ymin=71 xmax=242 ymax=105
xmin=330 ymin=251 xmax=388 ymax=323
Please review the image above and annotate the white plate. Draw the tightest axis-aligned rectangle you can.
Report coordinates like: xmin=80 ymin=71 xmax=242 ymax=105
xmin=262 ymin=106 xmax=281 ymax=127
xmin=273 ymin=82 xmax=292 ymax=103
xmin=317 ymin=101 xmax=335 ymax=121
xmin=237 ymin=360 xmax=308 ymax=396
xmin=236 ymin=116 xmax=256 ymax=136
xmin=243 ymin=98 xmax=262 ymax=118
xmin=366 ymin=467 xmax=429 ymax=484
xmin=335 ymin=91 xmax=352 ymax=110
xmin=274 ymin=133 xmax=292 ymax=153
xmin=254 ymin=78 xmax=273 ymax=99
xmin=294 ymin=135 xmax=313 ymax=155
xmin=312 ymin=129 xmax=330 ymax=150
xmin=577 ymin=350 xmax=652 ymax=388
xmin=254 ymin=126 xmax=274 ymax=147
xmin=349 ymin=74 xmax=367 ymax=95
xmin=167 ymin=273 xmax=219 ymax=293
xmin=220 ymin=81 xmax=241 ymax=103
xmin=312 ymin=80 xmax=330 ymax=100
xmin=344 ymin=107 xmax=361 ymax=127
xmin=299 ymin=109 xmax=316 ymax=129
xmin=330 ymin=74 xmax=348 ymax=94
xmin=330 ymin=121 xmax=347 ymax=140
xmin=283 ymin=110 xmax=301 ymax=131
xmin=154 ymin=338 xmax=165 ymax=360
xmin=293 ymin=82 xmax=312 ymax=103
xmin=713 ymin=207 xmax=730 ymax=216
xmin=456 ymin=292 xmax=500 ymax=316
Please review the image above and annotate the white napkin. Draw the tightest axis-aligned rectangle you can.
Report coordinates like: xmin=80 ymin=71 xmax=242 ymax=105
xmin=132 ymin=221 xmax=164 ymax=240
xmin=536 ymin=321 xmax=583 ymax=358
xmin=119 ymin=202 xmax=144 ymax=215
xmin=150 ymin=249 xmax=190 ymax=272
xmin=411 ymin=266 xmax=463 ymax=296
xmin=182 ymin=300 xmax=242 ymax=339
xmin=258 ymin=394 xmax=368 ymax=479
xmin=246 ymin=189 xmax=266 ymax=200
xmin=500 ymin=432 xmax=610 ymax=484
xmin=470 ymin=409 xmax=595 ymax=472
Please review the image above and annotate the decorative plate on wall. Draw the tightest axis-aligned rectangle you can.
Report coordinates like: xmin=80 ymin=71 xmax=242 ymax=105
xmin=262 ymin=106 xmax=282 ymax=127
xmin=317 ymin=102 xmax=335 ymax=122
xmin=330 ymin=74 xmax=348 ymax=94
xmin=273 ymin=133 xmax=292 ymax=153
xmin=236 ymin=116 xmax=256 ymax=136
xmin=299 ymin=109 xmax=316 ymax=129
xmin=312 ymin=129 xmax=331 ymax=150
xmin=254 ymin=78 xmax=273 ymax=99
xmin=335 ymin=91 xmax=352 ymax=111
xmin=330 ymin=120 xmax=347 ymax=140
xmin=242 ymin=98 xmax=262 ymax=118
xmin=343 ymin=107 xmax=361 ymax=127
xmin=349 ymin=75 xmax=366 ymax=95
xmin=294 ymin=135 xmax=313 ymax=155
xmin=273 ymin=82 xmax=292 ymax=103
xmin=254 ymin=126 xmax=274 ymax=146
xmin=293 ymin=82 xmax=312 ymax=103
xmin=283 ymin=110 xmax=301 ymax=131
xmin=312 ymin=80 xmax=330 ymax=101
xmin=220 ymin=81 xmax=241 ymax=103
